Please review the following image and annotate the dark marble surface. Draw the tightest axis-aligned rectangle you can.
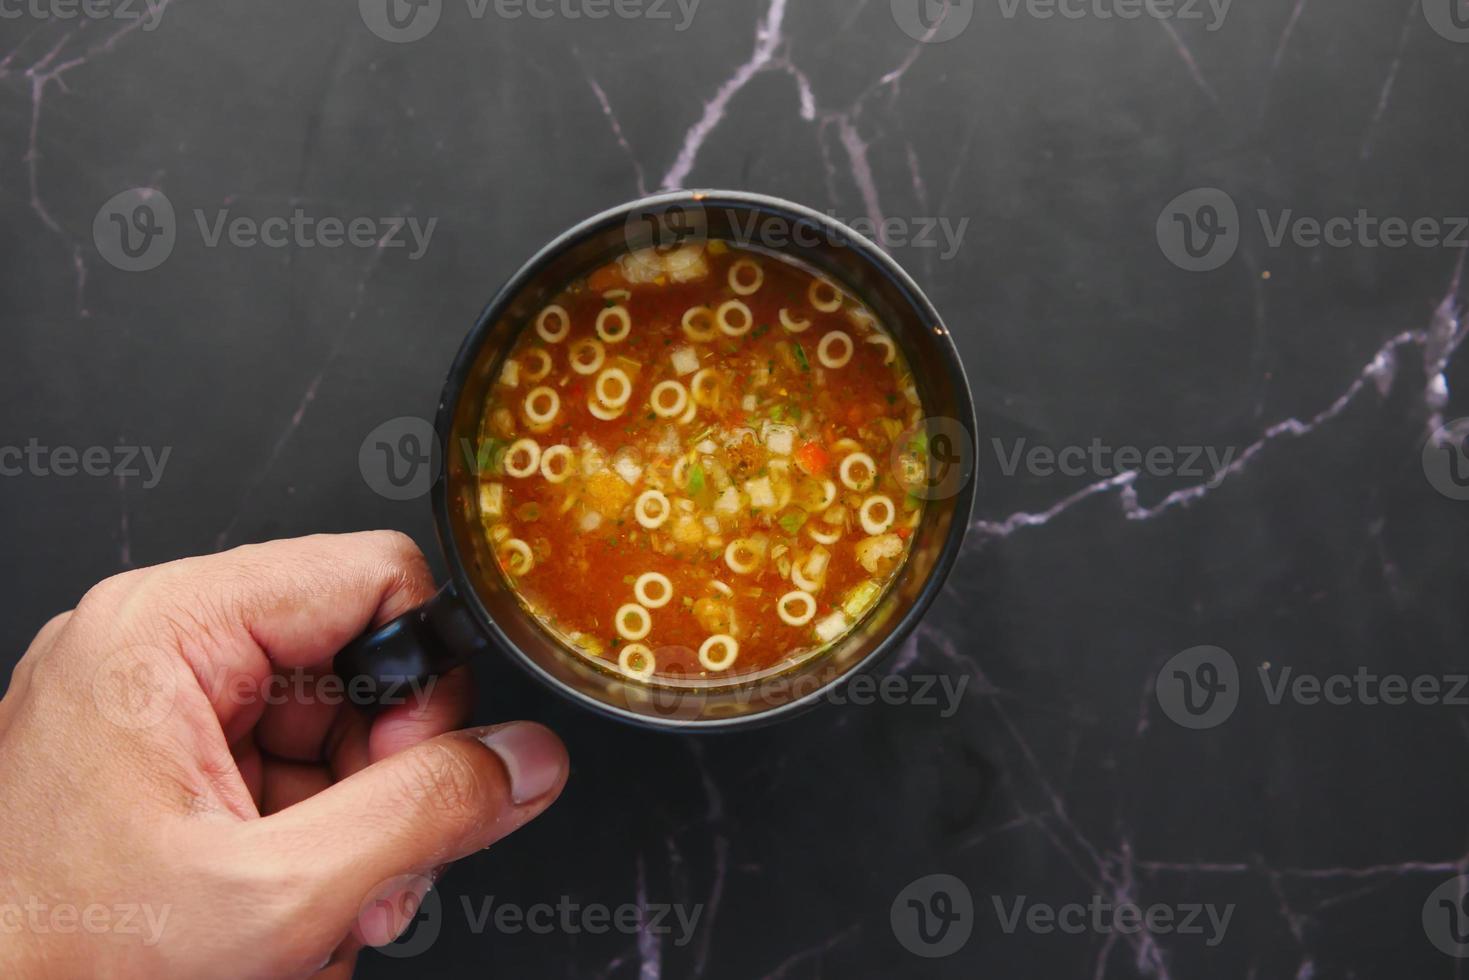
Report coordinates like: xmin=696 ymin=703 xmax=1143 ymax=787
xmin=4 ymin=0 xmax=1469 ymax=976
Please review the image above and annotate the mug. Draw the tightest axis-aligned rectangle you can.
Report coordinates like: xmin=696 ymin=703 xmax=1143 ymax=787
xmin=334 ymin=190 xmax=977 ymax=731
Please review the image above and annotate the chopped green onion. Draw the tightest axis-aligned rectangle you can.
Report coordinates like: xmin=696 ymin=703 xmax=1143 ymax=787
xmin=688 ymin=461 xmax=706 ymax=496
xmin=793 ymin=343 xmax=810 ymax=372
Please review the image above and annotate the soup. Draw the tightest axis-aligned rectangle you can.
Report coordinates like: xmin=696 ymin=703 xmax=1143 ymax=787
xmin=473 ymin=240 xmax=929 ymax=683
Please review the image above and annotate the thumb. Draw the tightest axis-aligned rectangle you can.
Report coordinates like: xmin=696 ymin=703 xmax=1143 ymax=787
xmin=247 ymin=721 xmax=568 ymax=946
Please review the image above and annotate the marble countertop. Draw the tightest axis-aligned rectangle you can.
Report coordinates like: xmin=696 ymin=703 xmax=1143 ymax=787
xmin=3 ymin=0 xmax=1468 ymax=976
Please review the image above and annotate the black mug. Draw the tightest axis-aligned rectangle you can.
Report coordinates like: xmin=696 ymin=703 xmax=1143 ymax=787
xmin=335 ymin=190 xmax=977 ymax=731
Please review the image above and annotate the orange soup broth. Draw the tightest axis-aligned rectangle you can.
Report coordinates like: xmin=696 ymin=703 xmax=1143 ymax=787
xmin=476 ymin=242 xmax=925 ymax=683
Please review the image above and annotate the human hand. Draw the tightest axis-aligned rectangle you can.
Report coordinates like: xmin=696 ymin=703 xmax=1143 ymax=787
xmin=0 ymin=531 xmax=569 ymax=978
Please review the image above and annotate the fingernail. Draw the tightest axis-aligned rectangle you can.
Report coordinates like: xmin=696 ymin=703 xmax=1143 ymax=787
xmin=477 ymin=722 xmax=566 ymax=805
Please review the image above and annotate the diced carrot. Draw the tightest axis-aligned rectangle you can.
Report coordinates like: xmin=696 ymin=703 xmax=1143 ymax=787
xmin=896 ymin=526 xmax=912 ymax=540
xmin=795 ymin=441 xmax=830 ymax=477
xmin=587 ymin=263 xmax=624 ymax=292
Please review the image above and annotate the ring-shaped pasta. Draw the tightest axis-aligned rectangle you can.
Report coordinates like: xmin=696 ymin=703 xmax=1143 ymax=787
xmin=808 ymin=523 xmax=842 ymax=545
xmin=865 ymin=332 xmax=896 ymax=365
xmin=779 ymin=308 xmax=811 ymax=333
xmin=603 ymin=289 xmax=631 ymax=302
xmin=595 ymin=367 xmax=633 ymax=409
xmin=808 ymin=277 xmax=843 ymax=313
xmin=634 ymin=572 xmax=674 ymax=609
xmin=777 ymin=590 xmax=817 ymax=627
xmin=618 ymin=643 xmax=656 ymax=681
xmin=596 ymin=305 xmax=633 ymax=344
xmin=649 ymin=380 xmax=690 ymax=419
xmin=677 ymin=397 xmax=698 ymax=425
xmin=710 ymin=579 xmax=734 ymax=597
xmin=499 ymin=538 xmax=534 ymax=575
xmin=682 ymin=305 xmax=716 ymax=342
xmin=690 ymin=368 xmax=721 ymax=407
xmin=860 ymin=494 xmax=896 ymax=535
xmin=699 ymin=635 xmax=739 ymax=672
xmin=503 ymin=438 xmax=542 ymax=478
xmin=521 ymin=347 xmax=554 ymax=382
xmin=818 ymin=479 xmax=838 ymax=510
xmin=523 ymin=386 xmax=561 ymax=426
xmin=587 ymin=395 xmax=625 ymax=421
xmin=715 ymin=300 xmax=753 ymax=337
xmin=728 ymin=258 xmax=764 ymax=296
xmin=535 ymin=304 xmax=570 ymax=343
xmin=724 ymin=539 xmax=761 ymax=575
xmin=817 ymin=331 xmax=854 ymax=369
xmin=539 ymin=444 xmax=574 ymax=484
xmin=839 ymin=452 xmax=877 ymax=492
xmin=671 ymin=456 xmax=692 ymax=488
xmin=634 ymin=490 xmax=671 ymax=529
xmin=615 ymin=603 xmax=652 ymax=641
xmin=569 ymin=337 xmax=606 ymax=376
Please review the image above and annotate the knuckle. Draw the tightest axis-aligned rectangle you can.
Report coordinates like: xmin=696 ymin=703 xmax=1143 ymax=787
xmin=403 ymin=742 xmax=486 ymax=818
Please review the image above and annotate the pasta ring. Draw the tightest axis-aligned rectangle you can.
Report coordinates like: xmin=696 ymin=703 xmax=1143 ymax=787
xmin=808 ymin=278 xmax=843 ymax=313
xmin=634 ymin=572 xmax=674 ymax=609
xmin=594 ymin=367 xmax=633 ymax=409
xmin=860 ymin=494 xmax=896 ymax=535
xmin=540 ymin=445 xmax=574 ymax=484
xmin=715 ymin=300 xmax=753 ymax=337
xmin=839 ymin=452 xmax=877 ymax=491
xmin=523 ymin=386 xmax=560 ymax=426
xmin=779 ymin=308 xmax=811 ymax=333
xmin=777 ymin=590 xmax=817 ymax=627
xmin=503 ymin=439 xmax=541 ymax=478
xmin=649 ymin=380 xmax=690 ymax=419
xmin=682 ymin=306 xmax=716 ymax=342
xmin=569 ymin=338 xmax=606 ymax=375
xmin=615 ymin=603 xmax=652 ymax=641
xmin=587 ymin=395 xmax=626 ymax=421
xmin=728 ymin=258 xmax=764 ymax=296
xmin=535 ymin=304 xmax=570 ymax=343
xmin=698 ymin=635 xmax=739 ymax=672
xmin=817 ymin=331 xmax=854 ymax=369
xmin=596 ymin=305 xmax=632 ymax=343
xmin=618 ymin=643 xmax=656 ymax=680
xmin=521 ymin=347 xmax=553 ymax=381
xmin=499 ymin=538 xmax=534 ymax=575
xmin=634 ymin=490 xmax=671 ymax=529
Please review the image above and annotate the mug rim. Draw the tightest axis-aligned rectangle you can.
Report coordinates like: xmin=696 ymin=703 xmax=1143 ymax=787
xmin=432 ymin=189 xmax=976 ymax=731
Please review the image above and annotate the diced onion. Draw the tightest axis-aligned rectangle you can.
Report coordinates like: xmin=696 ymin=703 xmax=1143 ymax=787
xmin=682 ymin=306 xmax=716 ymax=342
xmin=524 ymin=386 xmax=560 ymax=426
xmin=503 ymin=439 xmax=541 ymax=478
xmin=715 ymin=300 xmax=753 ymax=337
xmin=535 ymin=304 xmax=570 ymax=343
xmin=569 ymin=338 xmax=606 ymax=375
xmin=499 ymin=359 xmax=520 ymax=388
xmin=839 ymin=452 xmax=877 ymax=491
xmin=698 ymin=635 xmax=739 ymax=672
xmin=671 ymin=345 xmax=700 ymax=376
xmin=728 ymin=258 xmax=764 ymax=296
xmin=634 ymin=572 xmax=673 ymax=609
xmin=615 ymin=603 xmax=652 ymax=641
xmin=596 ymin=305 xmax=632 ymax=343
xmin=618 ymin=643 xmax=656 ymax=680
xmin=817 ymin=331 xmax=854 ymax=369
xmin=779 ymin=308 xmax=811 ymax=333
xmin=540 ymin=445 xmax=574 ymax=484
xmin=603 ymin=289 xmax=631 ymax=302
xmin=595 ymin=367 xmax=633 ymax=409
xmin=499 ymin=538 xmax=534 ymax=575
xmin=814 ymin=610 xmax=850 ymax=643
xmin=635 ymin=490 xmax=670 ymax=529
xmin=650 ymin=380 xmax=690 ymax=419
xmin=860 ymin=494 xmax=896 ymax=535
xmin=479 ymin=482 xmax=505 ymax=518
xmin=808 ymin=278 xmax=843 ymax=313
xmin=777 ymin=590 xmax=817 ymax=627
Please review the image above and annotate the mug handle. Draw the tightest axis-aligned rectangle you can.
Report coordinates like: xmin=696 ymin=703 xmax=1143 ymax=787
xmin=333 ymin=583 xmax=491 ymax=708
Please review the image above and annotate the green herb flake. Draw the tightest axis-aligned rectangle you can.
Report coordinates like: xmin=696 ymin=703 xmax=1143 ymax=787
xmin=687 ymin=461 xmax=706 ymax=496
xmin=793 ymin=343 xmax=811 ymax=372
